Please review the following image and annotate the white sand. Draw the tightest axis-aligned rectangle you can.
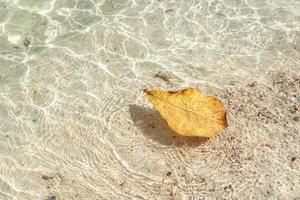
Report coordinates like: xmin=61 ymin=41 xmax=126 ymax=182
xmin=0 ymin=0 xmax=299 ymax=199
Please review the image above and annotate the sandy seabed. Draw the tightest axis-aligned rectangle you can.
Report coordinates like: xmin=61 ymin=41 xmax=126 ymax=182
xmin=0 ymin=0 xmax=299 ymax=199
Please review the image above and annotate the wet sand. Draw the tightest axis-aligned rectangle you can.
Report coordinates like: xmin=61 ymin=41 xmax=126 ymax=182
xmin=0 ymin=0 xmax=299 ymax=199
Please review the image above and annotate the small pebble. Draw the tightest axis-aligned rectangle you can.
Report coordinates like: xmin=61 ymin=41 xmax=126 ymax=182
xmin=42 ymin=175 xmax=54 ymax=180
xmin=291 ymin=157 xmax=296 ymax=162
xmin=248 ymin=82 xmax=256 ymax=87
xmin=165 ymin=9 xmax=174 ymax=13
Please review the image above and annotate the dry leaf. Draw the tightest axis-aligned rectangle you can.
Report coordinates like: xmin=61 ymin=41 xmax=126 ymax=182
xmin=144 ymin=88 xmax=228 ymax=137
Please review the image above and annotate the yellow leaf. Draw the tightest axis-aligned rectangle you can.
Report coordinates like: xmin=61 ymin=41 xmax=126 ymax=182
xmin=144 ymin=88 xmax=228 ymax=137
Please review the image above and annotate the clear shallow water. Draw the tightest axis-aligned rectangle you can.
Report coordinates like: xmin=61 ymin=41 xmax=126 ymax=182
xmin=0 ymin=0 xmax=300 ymax=199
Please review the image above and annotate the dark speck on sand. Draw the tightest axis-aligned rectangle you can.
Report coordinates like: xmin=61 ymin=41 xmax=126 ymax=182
xmin=154 ymin=72 xmax=171 ymax=83
xmin=47 ymin=195 xmax=56 ymax=200
xmin=23 ymin=37 xmax=31 ymax=47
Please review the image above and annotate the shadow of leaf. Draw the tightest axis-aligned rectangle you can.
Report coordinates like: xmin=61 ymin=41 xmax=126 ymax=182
xmin=129 ymin=105 xmax=209 ymax=147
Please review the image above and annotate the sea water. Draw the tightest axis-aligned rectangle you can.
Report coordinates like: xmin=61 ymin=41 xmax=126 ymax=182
xmin=0 ymin=0 xmax=299 ymax=199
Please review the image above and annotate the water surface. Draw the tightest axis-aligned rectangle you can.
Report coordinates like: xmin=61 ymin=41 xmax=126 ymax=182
xmin=0 ymin=0 xmax=300 ymax=199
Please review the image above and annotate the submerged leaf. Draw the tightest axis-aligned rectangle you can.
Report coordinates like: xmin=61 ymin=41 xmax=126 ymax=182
xmin=144 ymin=88 xmax=228 ymax=137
